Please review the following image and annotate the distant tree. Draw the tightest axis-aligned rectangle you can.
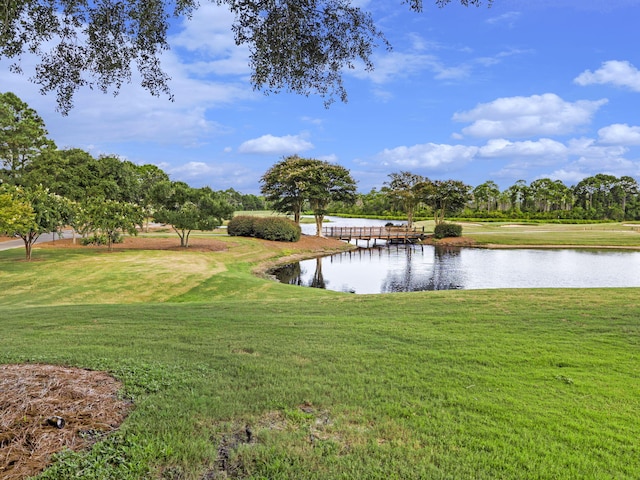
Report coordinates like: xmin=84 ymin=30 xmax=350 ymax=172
xmin=0 ymin=185 xmax=71 ymax=260
xmin=0 ymin=1 xmax=491 ymax=113
xmin=472 ymin=180 xmax=500 ymax=212
xmin=152 ymin=181 xmax=234 ymax=247
xmin=424 ymin=180 xmax=471 ymax=225
xmin=304 ymin=161 xmax=357 ymax=236
xmin=614 ymin=176 xmax=639 ymax=217
xmin=383 ymin=171 xmax=429 ymax=228
xmin=506 ymin=179 xmax=530 ymax=212
xmin=0 ymin=92 xmax=54 ymax=182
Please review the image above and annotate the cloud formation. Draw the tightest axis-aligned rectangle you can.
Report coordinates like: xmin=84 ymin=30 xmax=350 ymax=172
xmin=238 ymin=134 xmax=314 ymax=155
xmin=453 ymin=93 xmax=608 ymax=138
xmin=574 ymin=60 xmax=640 ymax=91
xmin=377 ymin=143 xmax=478 ymax=169
xmin=598 ymin=123 xmax=640 ymax=145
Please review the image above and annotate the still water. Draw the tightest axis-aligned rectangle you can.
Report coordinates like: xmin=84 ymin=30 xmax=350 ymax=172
xmin=272 ymin=245 xmax=640 ymax=294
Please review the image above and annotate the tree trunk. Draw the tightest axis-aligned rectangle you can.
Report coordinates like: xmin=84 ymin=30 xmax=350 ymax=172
xmin=315 ymin=214 xmax=324 ymax=236
xmin=22 ymin=232 xmax=38 ymax=261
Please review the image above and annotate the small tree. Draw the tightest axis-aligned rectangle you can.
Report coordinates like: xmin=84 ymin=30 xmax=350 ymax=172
xmin=0 ymin=192 xmax=36 ymax=239
xmin=0 ymin=185 xmax=70 ymax=260
xmin=152 ymin=182 xmax=233 ymax=247
xmin=84 ymin=199 xmax=144 ymax=251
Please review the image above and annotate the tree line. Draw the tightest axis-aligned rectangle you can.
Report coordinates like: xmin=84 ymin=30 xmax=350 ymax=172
xmin=0 ymin=92 xmax=261 ymax=259
xmin=330 ymin=174 xmax=640 ymax=222
xmin=3 ymin=91 xmax=640 ymax=260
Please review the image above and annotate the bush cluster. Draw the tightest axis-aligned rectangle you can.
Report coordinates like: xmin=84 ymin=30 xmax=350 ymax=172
xmin=79 ymin=233 xmax=123 ymax=246
xmin=226 ymin=215 xmax=256 ymax=237
xmin=227 ymin=215 xmax=301 ymax=242
xmin=433 ymin=222 xmax=463 ymax=239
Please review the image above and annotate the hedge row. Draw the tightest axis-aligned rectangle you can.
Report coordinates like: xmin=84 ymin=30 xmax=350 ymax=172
xmin=227 ymin=215 xmax=301 ymax=242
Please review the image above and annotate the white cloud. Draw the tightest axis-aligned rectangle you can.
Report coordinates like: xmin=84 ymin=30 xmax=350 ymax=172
xmin=453 ymin=93 xmax=607 ymax=138
xmin=238 ymin=134 xmax=314 ymax=155
xmin=167 ymin=161 xmax=256 ymax=189
xmin=566 ymin=137 xmax=628 ymax=159
xmin=574 ymin=60 xmax=640 ymax=91
xmin=598 ymin=123 xmax=640 ymax=145
xmin=376 ymin=143 xmax=478 ymax=169
xmin=479 ymin=138 xmax=568 ymax=159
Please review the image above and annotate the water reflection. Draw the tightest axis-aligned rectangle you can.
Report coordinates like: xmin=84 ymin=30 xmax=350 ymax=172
xmin=271 ymin=245 xmax=640 ymax=294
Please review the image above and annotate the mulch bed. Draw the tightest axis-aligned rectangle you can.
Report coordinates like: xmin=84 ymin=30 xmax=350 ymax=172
xmin=0 ymin=364 xmax=132 ymax=480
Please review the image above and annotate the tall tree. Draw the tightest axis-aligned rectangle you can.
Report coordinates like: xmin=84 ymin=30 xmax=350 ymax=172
xmin=383 ymin=171 xmax=429 ymax=228
xmin=260 ymin=155 xmax=318 ymax=224
xmin=506 ymin=180 xmax=530 ymax=212
xmin=0 ymin=1 xmax=490 ymax=113
xmin=304 ymin=161 xmax=357 ymax=236
xmin=0 ymin=92 xmax=54 ymax=182
xmin=130 ymin=163 xmax=170 ymax=231
xmin=472 ymin=180 xmax=500 ymax=212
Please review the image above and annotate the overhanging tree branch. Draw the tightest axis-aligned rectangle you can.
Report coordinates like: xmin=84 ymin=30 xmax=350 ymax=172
xmin=1 ymin=0 xmax=491 ymax=114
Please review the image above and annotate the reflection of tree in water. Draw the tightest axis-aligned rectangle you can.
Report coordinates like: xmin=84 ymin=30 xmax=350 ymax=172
xmin=271 ymin=262 xmax=303 ymax=285
xmin=271 ymin=257 xmax=328 ymax=289
xmin=310 ymin=257 xmax=326 ymax=289
xmin=382 ymin=245 xmax=464 ymax=292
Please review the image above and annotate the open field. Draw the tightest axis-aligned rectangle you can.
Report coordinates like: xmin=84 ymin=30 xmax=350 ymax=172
xmin=1 ymin=225 xmax=639 ymax=479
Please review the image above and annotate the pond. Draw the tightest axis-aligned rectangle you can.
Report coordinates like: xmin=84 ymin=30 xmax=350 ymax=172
xmin=271 ymin=245 xmax=640 ymax=293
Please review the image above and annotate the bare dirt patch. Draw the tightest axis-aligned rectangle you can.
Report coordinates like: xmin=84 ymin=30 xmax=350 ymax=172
xmin=39 ymin=235 xmax=228 ymax=252
xmin=0 ymin=364 xmax=132 ymax=480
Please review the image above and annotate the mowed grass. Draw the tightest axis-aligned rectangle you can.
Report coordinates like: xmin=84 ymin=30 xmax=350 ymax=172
xmin=1 ymin=226 xmax=639 ymax=479
xmin=450 ymin=221 xmax=640 ymax=247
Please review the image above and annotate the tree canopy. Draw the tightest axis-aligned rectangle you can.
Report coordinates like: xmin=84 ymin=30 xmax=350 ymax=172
xmin=261 ymin=156 xmax=357 ymax=235
xmin=382 ymin=171 xmax=429 ymax=228
xmin=0 ymin=92 xmax=54 ymax=181
xmin=0 ymin=185 xmax=71 ymax=260
xmin=1 ymin=1 xmax=490 ymax=113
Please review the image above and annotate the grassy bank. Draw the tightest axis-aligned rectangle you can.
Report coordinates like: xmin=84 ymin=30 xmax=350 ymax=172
xmin=420 ymin=220 xmax=640 ymax=247
xmin=1 ymin=229 xmax=639 ymax=479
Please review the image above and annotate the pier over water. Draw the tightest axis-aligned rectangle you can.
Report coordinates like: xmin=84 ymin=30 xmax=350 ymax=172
xmin=322 ymin=226 xmax=426 ymax=246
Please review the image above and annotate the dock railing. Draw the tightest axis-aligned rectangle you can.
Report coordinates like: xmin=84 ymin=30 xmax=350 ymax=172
xmin=322 ymin=226 xmax=425 ymax=244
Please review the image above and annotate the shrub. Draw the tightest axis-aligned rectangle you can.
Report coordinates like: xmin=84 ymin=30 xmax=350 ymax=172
xmin=80 ymin=233 xmax=123 ymax=246
xmin=227 ymin=215 xmax=301 ymax=242
xmin=253 ymin=217 xmax=301 ymax=242
xmin=227 ymin=215 xmax=257 ymax=237
xmin=433 ymin=222 xmax=462 ymax=239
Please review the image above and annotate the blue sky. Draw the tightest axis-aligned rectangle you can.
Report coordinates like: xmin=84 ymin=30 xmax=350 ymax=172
xmin=3 ymin=0 xmax=640 ymax=194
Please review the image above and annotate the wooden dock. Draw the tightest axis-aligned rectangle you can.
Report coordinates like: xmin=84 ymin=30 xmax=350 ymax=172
xmin=322 ymin=226 xmax=426 ymax=246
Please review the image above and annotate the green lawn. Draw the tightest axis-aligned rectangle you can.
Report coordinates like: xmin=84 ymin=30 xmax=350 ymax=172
xmin=1 ymin=226 xmax=639 ymax=479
